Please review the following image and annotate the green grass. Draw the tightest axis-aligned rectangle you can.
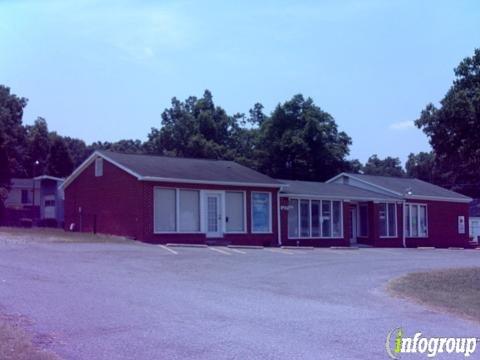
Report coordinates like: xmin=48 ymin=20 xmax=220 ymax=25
xmin=0 ymin=315 xmax=59 ymax=360
xmin=389 ymin=267 xmax=480 ymax=321
xmin=0 ymin=227 xmax=132 ymax=244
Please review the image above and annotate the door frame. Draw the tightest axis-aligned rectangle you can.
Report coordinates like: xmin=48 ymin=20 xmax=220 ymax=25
xmin=203 ymin=191 xmax=225 ymax=238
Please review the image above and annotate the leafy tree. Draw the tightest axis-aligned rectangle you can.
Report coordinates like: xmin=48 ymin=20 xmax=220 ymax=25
xmin=405 ymin=152 xmax=436 ymax=182
xmin=62 ymin=136 xmax=89 ymax=168
xmin=0 ymin=85 xmax=28 ymax=177
xmin=255 ymin=94 xmax=351 ymax=181
xmin=0 ymin=133 xmax=11 ymax=224
xmin=145 ymin=90 xmax=239 ymax=160
xmin=415 ymin=48 xmax=480 ymax=196
xmin=47 ymin=134 xmax=74 ymax=177
xmin=25 ymin=117 xmax=51 ymax=176
xmin=89 ymin=139 xmax=144 ymax=154
xmin=363 ymin=154 xmax=405 ymax=177
xmin=346 ymin=159 xmax=363 ymax=174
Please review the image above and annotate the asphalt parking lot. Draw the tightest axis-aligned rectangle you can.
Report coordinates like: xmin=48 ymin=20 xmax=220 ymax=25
xmin=0 ymin=235 xmax=479 ymax=360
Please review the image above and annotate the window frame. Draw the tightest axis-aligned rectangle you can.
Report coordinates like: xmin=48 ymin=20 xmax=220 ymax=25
xmin=251 ymin=191 xmax=273 ymax=234
xmin=379 ymin=202 xmax=398 ymax=238
xmin=405 ymin=203 xmax=428 ymax=238
xmin=153 ymin=187 xmax=202 ymax=234
xmin=225 ymin=191 xmax=247 ymax=234
xmin=287 ymin=197 xmax=343 ymax=239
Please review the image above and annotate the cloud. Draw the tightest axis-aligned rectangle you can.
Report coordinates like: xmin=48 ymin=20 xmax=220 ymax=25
xmin=389 ymin=120 xmax=415 ymax=130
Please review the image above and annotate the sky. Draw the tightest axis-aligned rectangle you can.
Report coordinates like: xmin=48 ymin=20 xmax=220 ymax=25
xmin=1 ymin=0 xmax=479 ymax=165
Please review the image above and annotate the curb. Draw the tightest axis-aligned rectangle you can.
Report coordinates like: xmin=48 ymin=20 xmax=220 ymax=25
xmin=228 ymin=245 xmax=264 ymax=249
xmin=330 ymin=246 xmax=359 ymax=250
xmin=417 ymin=247 xmax=435 ymax=250
xmin=282 ymin=246 xmax=314 ymax=250
xmin=448 ymin=247 xmax=465 ymax=250
xmin=166 ymin=243 xmax=208 ymax=248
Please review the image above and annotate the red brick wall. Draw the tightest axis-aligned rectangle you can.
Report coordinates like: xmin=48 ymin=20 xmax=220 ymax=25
xmin=140 ymin=181 xmax=278 ymax=246
xmin=65 ymin=159 xmax=279 ymax=246
xmin=405 ymin=200 xmax=469 ymax=248
xmin=64 ymin=159 xmax=143 ymax=239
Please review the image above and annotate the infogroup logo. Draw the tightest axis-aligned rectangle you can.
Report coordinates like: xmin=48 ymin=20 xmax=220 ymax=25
xmin=385 ymin=328 xmax=478 ymax=358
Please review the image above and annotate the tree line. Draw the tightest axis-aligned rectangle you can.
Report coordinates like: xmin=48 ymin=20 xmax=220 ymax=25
xmin=1 ymin=48 xmax=479 ymax=200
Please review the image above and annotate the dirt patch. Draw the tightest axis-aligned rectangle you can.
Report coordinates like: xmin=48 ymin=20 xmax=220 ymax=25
xmin=389 ymin=267 xmax=480 ymax=322
xmin=0 ymin=227 xmax=133 ymax=244
xmin=0 ymin=311 xmax=60 ymax=360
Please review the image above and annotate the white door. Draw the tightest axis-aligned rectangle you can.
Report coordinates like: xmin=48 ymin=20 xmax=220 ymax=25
xmin=206 ymin=193 xmax=222 ymax=238
xmin=44 ymin=196 xmax=56 ymax=219
xmin=350 ymin=207 xmax=357 ymax=244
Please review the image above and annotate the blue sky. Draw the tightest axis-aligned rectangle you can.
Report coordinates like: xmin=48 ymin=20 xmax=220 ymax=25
xmin=1 ymin=0 xmax=479 ymax=164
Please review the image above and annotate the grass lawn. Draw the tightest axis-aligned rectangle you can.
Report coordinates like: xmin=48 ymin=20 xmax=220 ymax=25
xmin=0 ymin=227 xmax=132 ymax=244
xmin=0 ymin=314 xmax=59 ymax=360
xmin=389 ymin=267 xmax=480 ymax=322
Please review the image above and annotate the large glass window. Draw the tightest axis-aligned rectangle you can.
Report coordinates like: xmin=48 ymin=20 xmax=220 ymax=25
xmin=359 ymin=204 xmax=368 ymax=236
xmin=288 ymin=199 xmax=299 ymax=237
xmin=226 ymin=191 xmax=245 ymax=232
xmin=179 ymin=190 xmax=200 ymax=232
xmin=332 ymin=201 xmax=342 ymax=237
xmin=252 ymin=192 xmax=271 ymax=233
xmin=154 ymin=188 xmax=176 ymax=232
xmin=321 ymin=200 xmax=332 ymax=237
xmin=379 ymin=202 xmax=397 ymax=237
xmin=311 ymin=200 xmax=320 ymax=237
xmin=300 ymin=200 xmax=310 ymax=237
xmin=287 ymin=199 xmax=342 ymax=238
xmin=406 ymin=204 xmax=427 ymax=238
xmin=411 ymin=205 xmax=419 ymax=237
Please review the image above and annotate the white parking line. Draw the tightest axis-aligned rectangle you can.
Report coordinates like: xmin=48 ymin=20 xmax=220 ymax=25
xmin=267 ymin=248 xmax=294 ymax=255
xmin=209 ymin=247 xmax=231 ymax=255
xmin=226 ymin=248 xmax=247 ymax=254
xmin=158 ymin=245 xmax=178 ymax=255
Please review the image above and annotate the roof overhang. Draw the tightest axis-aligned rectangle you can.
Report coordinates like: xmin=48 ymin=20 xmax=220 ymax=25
xmin=279 ymin=193 xmax=401 ymax=202
xmin=405 ymin=194 xmax=472 ymax=203
xmin=326 ymin=173 xmax=404 ymax=196
xmin=61 ymin=151 xmax=282 ymax=190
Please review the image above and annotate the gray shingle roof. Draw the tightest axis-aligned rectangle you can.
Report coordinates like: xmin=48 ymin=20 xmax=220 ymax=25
xmin=100 ymin=151 xmax=281 ymax=186
xmin=343 ymin=173 xmax=471 ymax=201
xmin=278 ymin=179 xmax=400 ymax=200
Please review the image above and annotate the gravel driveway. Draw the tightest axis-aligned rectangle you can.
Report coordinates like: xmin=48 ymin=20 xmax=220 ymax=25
xmin=0 ymin=232 xmax=479 ymax=359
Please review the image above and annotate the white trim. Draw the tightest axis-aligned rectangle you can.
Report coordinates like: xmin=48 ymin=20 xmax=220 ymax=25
xmin=326 ymin=173 xmax=404 ymax=196
xmin=204 ymin=190 xmax=224 ymax=238
xmin=327 ymin=173 xmax=472 ymax=203
xmin=224 ymin=190 xmax=247 ymax=234
xmin=251 ymin=191 xmax=273 ymax=234
xmin=153 ymin=187 xmax=203 ymax=234
xmin=405 ymin=194 xmax=472 ymax=203
xmin=140 ymin=176 xmax=281 ymax=189
xmin=34 ymin=175 xmax=64 ymax=182
xmin=378 ymin=202 xmax=398 ymax=238
xmin=279 ymin=193 xmax=399 ymax=202
xmin=405 ymin=203 xmax=429 ymax=238
xmin=61 ymin=151 xmax=142 ymax=190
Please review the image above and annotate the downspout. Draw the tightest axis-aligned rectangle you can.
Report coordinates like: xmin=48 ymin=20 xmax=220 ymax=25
xmin=402 ymin=200 xmax=407 ymax=248
xmin=277 ymin=190 xmax=282 ymax=247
